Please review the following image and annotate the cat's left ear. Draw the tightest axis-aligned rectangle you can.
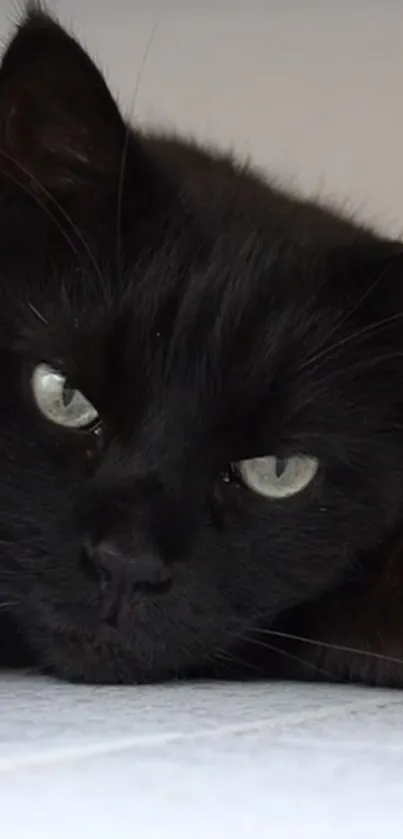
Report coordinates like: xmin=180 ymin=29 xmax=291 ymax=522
xmin=0 ymin=7 xmax=129 ymax=193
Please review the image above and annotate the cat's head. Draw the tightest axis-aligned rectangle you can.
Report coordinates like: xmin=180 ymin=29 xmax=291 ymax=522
xmin=0 ymin=6 xmax=402 ymax=682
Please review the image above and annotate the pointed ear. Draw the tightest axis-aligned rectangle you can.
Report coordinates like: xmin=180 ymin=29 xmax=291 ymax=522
xmin=0 ymin=6 xmax=127 ymax=192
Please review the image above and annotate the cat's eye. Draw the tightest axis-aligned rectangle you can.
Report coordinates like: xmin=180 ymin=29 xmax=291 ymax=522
xmin=237 ymin=454 xmax=319 ymax=499
xmin=31 ymin=363 xmax=99 ymax=429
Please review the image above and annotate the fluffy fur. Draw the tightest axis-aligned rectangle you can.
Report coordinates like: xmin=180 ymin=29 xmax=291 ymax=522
xmin=0 ymin=6 xmax=402 ymax=684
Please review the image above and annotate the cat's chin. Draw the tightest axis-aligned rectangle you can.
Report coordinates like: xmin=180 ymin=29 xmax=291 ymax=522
xmin=28 ymin=609 xmax=262 ymax=684
xmin=28 ymin=613 xmax=218 ymax=684
xmin=35 ymin=626 xmax=175 ymax=685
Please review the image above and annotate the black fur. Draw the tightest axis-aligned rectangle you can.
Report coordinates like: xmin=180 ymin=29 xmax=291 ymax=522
xmin=0 ymin=6 xmax=403 ymax=684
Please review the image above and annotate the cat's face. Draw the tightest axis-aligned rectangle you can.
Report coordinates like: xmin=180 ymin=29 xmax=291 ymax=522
xmin=0 ymin=9 xmax=403 ymax=682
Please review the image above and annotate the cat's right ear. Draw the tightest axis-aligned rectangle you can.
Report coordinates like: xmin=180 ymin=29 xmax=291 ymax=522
xmin=0 ymin=5 xmax=143 ymax=195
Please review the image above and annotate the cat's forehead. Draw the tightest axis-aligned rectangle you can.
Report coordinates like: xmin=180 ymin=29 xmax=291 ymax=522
xmin=12 ymin=241 xmax=335 ymax=446
xmin=0 ymin=129 xmax=383 ymax=442
xmin=2 ymin=201 xmax=389 ymax=460
xmin=15 ymin=226 xmax=316 ymax=368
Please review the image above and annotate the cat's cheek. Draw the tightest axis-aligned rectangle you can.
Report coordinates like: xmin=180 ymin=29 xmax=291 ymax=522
xmin=42 ymin=428 xmax=106 ymax=475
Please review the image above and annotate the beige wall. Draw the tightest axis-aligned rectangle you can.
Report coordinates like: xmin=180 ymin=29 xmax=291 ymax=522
xmin=1 ymin=0 xmax=403 ymax=236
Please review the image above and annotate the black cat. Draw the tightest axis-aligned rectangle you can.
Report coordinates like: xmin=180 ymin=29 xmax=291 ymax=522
xmin=0 ymin=4 xmax=402 ymax=685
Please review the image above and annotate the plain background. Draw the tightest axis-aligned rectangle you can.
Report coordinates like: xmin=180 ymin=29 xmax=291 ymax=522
xmin=1 ymin=0 xmax=403 ymax=237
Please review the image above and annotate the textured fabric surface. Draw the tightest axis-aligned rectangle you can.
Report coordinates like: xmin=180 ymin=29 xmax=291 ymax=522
xmin=0 ymin=674 xmax=402 ymax=838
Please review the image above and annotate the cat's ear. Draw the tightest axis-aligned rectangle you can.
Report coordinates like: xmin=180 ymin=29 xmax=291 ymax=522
xmin=0 ymin=6 xmax=127 ymax=193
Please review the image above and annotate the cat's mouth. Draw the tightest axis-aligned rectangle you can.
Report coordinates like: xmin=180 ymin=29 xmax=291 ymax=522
xmin=47 ymin=629 xmax=138 ymax=684
xmin=100 ymin=576 xmax=173 ymax=631
xmin=42 ymin=623 xmax=181 ymax=685
xmin=34 ymin=581 xmax=230 ymax=684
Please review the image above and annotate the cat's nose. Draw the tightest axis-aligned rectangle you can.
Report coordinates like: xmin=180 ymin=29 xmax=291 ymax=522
xmin=81 ymin=540 xmax=172 ymax=593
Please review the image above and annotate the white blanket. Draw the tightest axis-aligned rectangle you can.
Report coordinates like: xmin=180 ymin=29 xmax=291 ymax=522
xmin=0 ymin=674 xmax=402 ymax=838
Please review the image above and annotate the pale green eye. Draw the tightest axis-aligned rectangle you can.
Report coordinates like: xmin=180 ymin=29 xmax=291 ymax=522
xmin=31 ymin=363 xmax=98 ymax=429
xmin=239 ymin=454 xmax=319 ymax=499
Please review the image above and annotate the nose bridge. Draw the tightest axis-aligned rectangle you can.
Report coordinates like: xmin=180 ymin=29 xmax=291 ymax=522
xmin=80 ymin=430 xmax=208 ymax=560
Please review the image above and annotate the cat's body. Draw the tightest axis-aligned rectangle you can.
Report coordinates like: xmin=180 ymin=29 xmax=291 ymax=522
xmin=0 ymin=5 xmax=403 ymax=684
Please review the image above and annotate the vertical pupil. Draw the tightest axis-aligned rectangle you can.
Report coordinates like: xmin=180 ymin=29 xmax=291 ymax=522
xmin=275 ymin=457 xmax=287 ymax=478
xmin=62 ymin=385 xmax=75 ymax=408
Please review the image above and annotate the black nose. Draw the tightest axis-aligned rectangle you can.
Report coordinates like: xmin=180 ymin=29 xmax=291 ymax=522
xmin=81 ymin=540 xmax=172 ymax=594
